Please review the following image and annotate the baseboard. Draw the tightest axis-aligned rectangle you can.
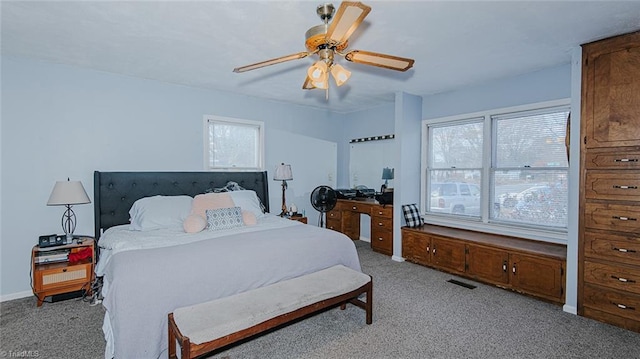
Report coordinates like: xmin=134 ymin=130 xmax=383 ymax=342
xmin=1 ymin=290 xmax=33 ymax=302
xmin=391 ymin=255 xmax=405 ymax=262
xmin=563 ymin=304 xmax=577 ymax=315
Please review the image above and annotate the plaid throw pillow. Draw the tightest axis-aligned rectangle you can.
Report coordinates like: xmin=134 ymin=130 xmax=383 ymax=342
xmin=402 ymin=204 xmax=424 ymax=228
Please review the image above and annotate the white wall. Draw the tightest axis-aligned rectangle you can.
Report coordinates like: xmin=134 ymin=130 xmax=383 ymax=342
xmin=0 ymin=56 xmax=341 ymax=298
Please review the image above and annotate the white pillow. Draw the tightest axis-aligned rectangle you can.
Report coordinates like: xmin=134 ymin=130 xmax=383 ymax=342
xmin=228 ymin=190 xmax=266 ymax=218
xmin=129 ymin=195 xmax=193 ymax=231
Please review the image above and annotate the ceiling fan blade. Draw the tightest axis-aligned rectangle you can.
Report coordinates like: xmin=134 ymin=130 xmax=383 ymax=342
xmin=344 ymin=50 xmax=415 ymax=72
xmin=325 ymin=1 xmax=371 ymax=47
xmin=233 ymin=52 xmax=310 ymax=73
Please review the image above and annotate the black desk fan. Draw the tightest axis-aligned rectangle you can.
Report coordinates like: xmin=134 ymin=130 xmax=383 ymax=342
xmin=310 ymin=185 xmax=337 ymax=227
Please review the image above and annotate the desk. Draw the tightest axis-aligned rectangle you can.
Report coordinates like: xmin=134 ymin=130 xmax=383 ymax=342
xmin=326 ymin=199 xmax=393 ymax=255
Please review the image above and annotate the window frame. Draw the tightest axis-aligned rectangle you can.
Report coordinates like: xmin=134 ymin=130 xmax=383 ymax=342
xmin=203 ymin=115 xmax=265 ymax=171
xmin=421 ymin=99 xmax=570 ymax=244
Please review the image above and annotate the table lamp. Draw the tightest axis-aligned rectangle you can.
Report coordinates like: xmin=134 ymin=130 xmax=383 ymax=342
xmin=47 ymin=179 xmax=91 ymax=242
xmin=274 ymin=163 xmax=293 ymax=217
xmin=381 ymin=167 xmax=394 ymax=192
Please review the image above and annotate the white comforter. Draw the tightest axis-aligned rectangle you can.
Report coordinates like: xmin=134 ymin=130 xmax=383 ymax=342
xmin=97 ymin=215 xmax=361 ymax=359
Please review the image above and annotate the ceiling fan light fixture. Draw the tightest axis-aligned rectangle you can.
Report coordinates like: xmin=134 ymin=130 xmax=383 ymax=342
xmin=330 ymin=63 xmax=351 ymax=86
xmin=312 ymin=77 xmax=329 ymax=90
xmin=307 ymin=60 xmax=328 ymax=82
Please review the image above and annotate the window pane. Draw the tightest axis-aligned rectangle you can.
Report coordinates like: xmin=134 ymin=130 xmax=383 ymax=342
xmin=427 ymin=170 xmax=481 ymax=217
xmin=492 ymin=170 xmax=568 ymax=228
xmin=494 ymin=109 xmax=569 ymax=168
xmin=430 ymin=120 xmax=483 ymax=168
xmin=209 ymin=121 xmax=259 ymax=169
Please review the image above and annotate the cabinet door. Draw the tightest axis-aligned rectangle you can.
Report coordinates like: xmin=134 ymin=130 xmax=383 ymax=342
xmin=431 ymin=236 xmax=466 ymax=274
xmin=510 ymin=253 xmax=564 ymax=302
xmin=402 ymin=230 xmax=430 ymax=266
xmin=467 ymin=245 xmax=509 ymax=285
xmin=583 ymin=34 xmax=640 ymax=148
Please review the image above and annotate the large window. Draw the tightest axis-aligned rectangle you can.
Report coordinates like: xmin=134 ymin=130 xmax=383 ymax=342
xmin=204 ymin=116 xmax=264 ymax=171
xmin=423 ymin=100 xmax=570 ymax=240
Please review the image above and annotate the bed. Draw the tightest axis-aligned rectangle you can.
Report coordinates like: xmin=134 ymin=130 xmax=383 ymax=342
xmin=93 ymin=171 xmax=362 ymax=359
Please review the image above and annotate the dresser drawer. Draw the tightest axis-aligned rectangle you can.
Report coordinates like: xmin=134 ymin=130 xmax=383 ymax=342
xmin=585 ymin=150 xmax=640 ymax=170
xmin=584 ymin=231 xmax=640 ymax=265
xmin=35 ymin=263 xmax=91 ymax=291
xmin=371 ymin=228 xmax=392 ymax=255
xmin=584 ymin=261 xmax=640 ymax=295
xmin=584 ymin=203 xmax=640 ymax=233
xmin=371 ymin=206 xmax=393 ymax=219
xmin=326 ymin=218 xmax=341 ymax=232
xmin=371 ymin=217 xmax=392 ymax=231
xmin=585 ymin=172 xmax=640 ymax=201
xmin=583 ymin=284 xmax=640 ymax=322
xmin=327 ymin=209 xmax=342 ymax=220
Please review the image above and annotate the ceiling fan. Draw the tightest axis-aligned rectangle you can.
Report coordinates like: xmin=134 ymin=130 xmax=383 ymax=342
xmin=232 ymin=1 xmax=415 ymax=98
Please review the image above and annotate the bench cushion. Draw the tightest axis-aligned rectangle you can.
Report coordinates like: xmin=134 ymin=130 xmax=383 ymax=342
xmin=172 ymin=265 xmax=370 ymax=345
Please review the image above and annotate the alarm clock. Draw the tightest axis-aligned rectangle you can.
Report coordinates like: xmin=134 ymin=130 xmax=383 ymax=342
xmin=38 ymin=234 xmax=66 ymax=248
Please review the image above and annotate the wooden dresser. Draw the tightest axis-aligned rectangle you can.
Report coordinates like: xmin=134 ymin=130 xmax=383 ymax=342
xmin=327 ymin=199 xmax=393 ymax=255
xmin=578 ymin=31 xmax=640 ymax=332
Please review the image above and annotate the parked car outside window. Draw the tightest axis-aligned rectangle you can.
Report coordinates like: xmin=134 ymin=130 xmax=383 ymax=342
xmin=429 ymin=182 xmax=481 ymax=216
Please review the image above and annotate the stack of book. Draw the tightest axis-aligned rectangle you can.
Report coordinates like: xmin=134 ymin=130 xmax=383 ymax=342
xmin=35 ymin=249 xmax=70 ymax=264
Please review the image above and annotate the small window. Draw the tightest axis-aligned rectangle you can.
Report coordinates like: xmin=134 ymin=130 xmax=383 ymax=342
xmin=203 ymin=116 xmax=264 ymax=171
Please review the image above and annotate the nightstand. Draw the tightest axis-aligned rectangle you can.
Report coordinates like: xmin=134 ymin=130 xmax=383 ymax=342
xmin=288 ymin=216 xmax=308 ymax=224
xmin=31 ymin=237 xmax=95 ymax=307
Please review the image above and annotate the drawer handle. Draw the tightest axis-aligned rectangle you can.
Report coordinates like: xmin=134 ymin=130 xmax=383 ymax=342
xmin=378 ymin=237 xmax=383 ymax=241
xmin=614 ymin=158 xmax=639 ymax=162
xmin=611 ymin=275 xmax=636 ymax=283
xmin=378 ymin=222 xmax=383 ymax=226
xmin=613 ymin=185 xmax=638 ymax=189
xmin=352 ymin=206 xmax=357 ymax=210
xmin=613 ymin=247 xmax=637 ymax=253
xmin=62 ymin=269 xmax=67 ymax=272
xmin=612 ymin=216 xmax=637 ymax=221
xmin=378 ymin=211 xmax=383 ymax=215
xmin=613 ymin=302 xmax=636 ymax=311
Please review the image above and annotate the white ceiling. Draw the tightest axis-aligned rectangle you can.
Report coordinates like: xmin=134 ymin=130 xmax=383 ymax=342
xmin=2 ymin=1 xmax=639 ymax=113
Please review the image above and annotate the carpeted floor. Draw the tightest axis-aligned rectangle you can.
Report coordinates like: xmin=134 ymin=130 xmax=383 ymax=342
xmin=2 ymin=240 xmax=639 ymax=359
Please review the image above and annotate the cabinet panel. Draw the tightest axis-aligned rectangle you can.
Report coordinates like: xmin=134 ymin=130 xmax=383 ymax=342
xmin=584 ymin=231 xmax=640 ymax=266
xmin=467 ymin=245 xmax=509 ymax=285
xmin=510 ymin=253 xmax=564 ymax=302
xmin=431 ymin=237 xmax=466 ymax=274
xmin=583 ymin=284 xmax=640 ymax=322
xmin=584 ymin=202 xmax=640 ymax=233
xmin=585 ymin=172 xmax=640 ymax=201
xmin=584 ymin=261 xmax=640 ymax=295
xmin=402 ymin=230 xmax=430 ymax=266
xmin=585 ymin=42 xmax=640 ymax=148
xmin=326 ymin=218 xmax=341 ymax=232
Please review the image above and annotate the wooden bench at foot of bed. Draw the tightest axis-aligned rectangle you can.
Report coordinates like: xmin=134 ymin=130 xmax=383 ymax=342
xmin=168 ymin=265 xmax=373 ymax=359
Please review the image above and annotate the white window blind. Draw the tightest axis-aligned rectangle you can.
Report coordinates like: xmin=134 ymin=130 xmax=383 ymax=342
xmin=204 ymin=116 xmax=264 ymax=171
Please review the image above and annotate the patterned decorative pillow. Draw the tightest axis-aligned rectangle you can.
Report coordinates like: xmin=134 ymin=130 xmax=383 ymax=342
xmin=206 ymin=207 xmax=244 ymax=230
xmin=402 ymin=204 xmax=424 ymax=228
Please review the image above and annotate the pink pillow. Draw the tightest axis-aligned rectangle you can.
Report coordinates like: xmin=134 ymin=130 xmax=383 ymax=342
xmin=191 ymin=193 xmax=235 ymax=218
xmin=183 ymin=214 xmax=207 ymax=233
xmin=242 ymin=210 xmax=257 ymax=226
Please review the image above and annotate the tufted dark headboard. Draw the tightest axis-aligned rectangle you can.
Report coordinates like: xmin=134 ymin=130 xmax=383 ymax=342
xmin=94 ymin=171 xmax=269 ymax=240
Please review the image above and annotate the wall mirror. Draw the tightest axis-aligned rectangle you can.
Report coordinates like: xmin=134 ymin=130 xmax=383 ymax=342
xmin=349 ymin=137 xmax=394 ymax=191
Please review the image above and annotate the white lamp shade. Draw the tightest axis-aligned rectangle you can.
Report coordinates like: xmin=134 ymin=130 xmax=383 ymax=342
xmin=274 ymin=164 xmax=293 ymax=181
xmin=47 ymin=180 xmax=91 ymax=206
